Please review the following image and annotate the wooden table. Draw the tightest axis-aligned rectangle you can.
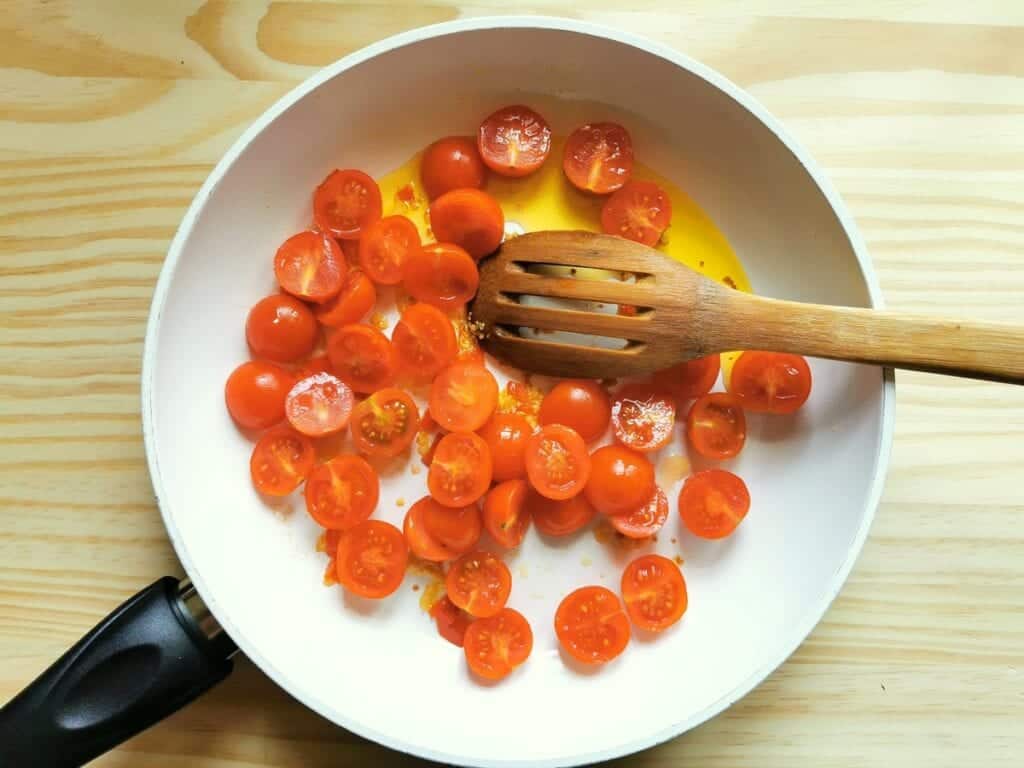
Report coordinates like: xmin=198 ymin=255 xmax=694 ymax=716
xmin=2 ymin=2 xmax=1023 ymax=765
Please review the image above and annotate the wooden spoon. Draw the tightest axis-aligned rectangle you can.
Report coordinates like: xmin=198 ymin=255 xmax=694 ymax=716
xmin=470 ymin=230 xmax=1024 ymax=382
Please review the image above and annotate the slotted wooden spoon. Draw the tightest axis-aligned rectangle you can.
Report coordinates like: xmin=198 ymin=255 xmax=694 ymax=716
xmin=470 ymin=230 xmax=1024 ymax=382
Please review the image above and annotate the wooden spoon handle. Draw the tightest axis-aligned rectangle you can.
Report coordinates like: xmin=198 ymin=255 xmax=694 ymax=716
xmin=704 ymin=290 xmax=1024 ymax=383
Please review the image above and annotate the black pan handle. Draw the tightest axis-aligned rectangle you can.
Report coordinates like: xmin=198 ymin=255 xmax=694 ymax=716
xmin=0 ymin=576 xmax=235 ymax=767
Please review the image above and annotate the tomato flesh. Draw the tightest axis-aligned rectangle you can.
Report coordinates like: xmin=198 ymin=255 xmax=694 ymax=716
xmin=678 ymin=468 xmax=750 ymax=539
xmin=686 ymin=392 xmax=746 ymax=459
xmin=359 ymin=214 xmax=420 ymax=285
xmin=727 ymin=351 xmax=812 ymax=414
xmin=529 ymin=491 xmax=596 ymax=538
xmin=304 ymin=454 xmax=380 ymax=531
xmin=285 ymin=373 xmax=354 ymax=437
xmin=477 ymin=105 xmax=552 ymax=177
xmin=315 ymin=269 xmax=376 ymax=328
xmin=555 ymin=585 xmax=630 ymax=664
xmin=313 ymin=169 xmax=382 ymax=240
xmin=611 ymin=383 xmax=676 ymax=452
xmin=404 ymin=496 xmax=481 ymax=562
xmin=428 ymin=432 xmax=493 ymax=507
xmin=335 ymin=519 xmax=407 ymax=598
xmin=327 ymin=324 xmax=398 ymax=394
xmin=601 ymin=180 xmax=672 ymax=247
xmin=403 ymin=243 xmax=479 ymax=310
xmin=392 ymin=303 xmax=458 ymax=379
xmin=429 ymin=362 xmax=499 ymax=432
xmin=274 ymin=230 xmax=346 ymax=303
xmin=350 ymin=387 xmax=419 ymax=458
xmin=445 ymin=550 xmax=511 ymax=618
xmin=621 ymin=554 xmax=688 ymax=632
xmin=464 ymin=608 xmax=533 ymax=681
xmin=609 ymin=486 xmax=669 ymax=539
xmin=249 ymin=426 xmax=316 ymax=496
xmin=524 ymin=424 xmax=591 ymax=500
xmin=483 ymin=479 xmax=531 ymax=549
xmin=562 ymin=122 xmax=634 ymax=194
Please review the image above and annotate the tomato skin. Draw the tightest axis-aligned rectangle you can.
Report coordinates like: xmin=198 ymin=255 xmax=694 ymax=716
xmin=429 ymin=188 xmax=504 ymax=260
xmin=600 ymin=180 xmax=672 ymax=247
xmin=403 ymin=496 xmax=481 ymax=562
xmin=609 ymin=486 xmax=668 ymax=539
xmin=428 ymin=432 xmax=493 ymax=508
xmin=421 ymin=136 xmax=487 ymax=200
xmin=483 ymin=479 xmax=531 ymax=549
xmin=315 ymin=269 xmax=376 ymax=328
xmin=249 ymin=426 xmax=316 ymax=496
xmin=727 ymin=351 xmax=812 ymax=414
xmin=611 ymin=383 xmax=676 ymax=452
xmin=313 ymin=169 xmax=382 ymax=241
xmin=524 ymin=424 xmax=591 ymax=501
xmin=403 ymin=242 xmax=479 ymax=311
xmin=245 ymin=294 xmax=318 ymax=363
xmin=326 ymin=324 xmax=398 ymax=394
xmin=678 ymin=468 xmax=750 ymax=539
xmin=296 ymin=354 xmax=334 ymax=379
xmin=621 ymin=554 xmax=688 ymax=632
xmin=225 ymin=361 xmax=294 ymax=430
xmin=555 ymin=586 xmax=630 ymax=664
xmin=350 ymin=387 xmax=419 ymax=458
xmin=445 ymin=550 xmax=512 ymax=618
xmin=464 ymin=608 xmax=533 ymax=681
xmin=686 ymin=393 xmax=747 ymax=459
xmin=335 ymin=519 xmax=407 ymax=599
xmin=538 ymin=380 xmax=611 ymax=443
xmin=478 ymin=412 xmax=532 ymax=482
xmin=651 ymin=354 xmax=720 ymax=401
xmin=562 ymin=122 xmax=634 ymax=194
xmin=430 ymin=596 xmax=473 ymax=647
xmin=477 ymin=105 xmax=552 ymax=177
xmin=392 ymin=303 xmax=458 ymax=379
xmin=529 ymin=491 xmax=596 ymax=537
xmin=285 ymin=372 xmax=354 ymax=437
xmin=584 ymin=445 xmax=655 ymax=517
xmin=358 ymin=214 xmax=420 ymax=285
xmin=429 ymin=361 xmax=499 ymax=432
xmin=304 ymin=454 xmax=380 ymax=531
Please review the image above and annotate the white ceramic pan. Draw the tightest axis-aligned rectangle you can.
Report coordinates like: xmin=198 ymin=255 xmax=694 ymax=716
xmin=0 ymin=17 xmax=893 ymax=767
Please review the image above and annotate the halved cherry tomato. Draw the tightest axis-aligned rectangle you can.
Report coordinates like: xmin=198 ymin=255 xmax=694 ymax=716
xmin=285 ymin=372 xmax=354 ymax=437
xmin=350 ymin=387 xmax=419 ymax=458
xmin=478 ymin=105 xmax=552 ymax=177
xmin=402 ymin=243 xmax=479 ymax=310
xmin=687 ymin=393 xmax=746 ymax=459
xmin=445 ymin=550 xmax=511 ymax=618
xmin=464 ymin=608 xmax=533 ymax=681
xmin=430 ymin=596 xmax=473 ymax=647
xmin=584 ymin=445 xmax=655 ymax=517
xmin=327 ymin=324 xmax=397 ymax=394
xmin=428 ymin=432 xmax=493 ymax=507
xmin=315 ymin=269 xmax=377 ymax=328
xmin=478 ymin=412 xmax=532 ymax=481
xmin=555 ymin=585 xmax=630 ymax=664
xmin=529 ymin=491 xmax=596 ymax=537
xmin=727 ymin=351 xmax=812 ymax=414
xmin=245 ymin=294 xmax=318 ymax=363
xmin=651 ymin=354 xmax=720 ymax=401
xmin=304 ymin=454 xmax=379 ymax=530
xmin=600 ymin=181 xmax=672 ymax=247
xmin=249 ymin=426 xmax=316 ymax=496
xmin=562 ymin=123 xmax=634 ymax=194
xmin=609 ymin=486 xmax=668 ymax=539
xmin=483 ymin=479 xmax=531 ymax=549
xmin=225 ymin=360 xmax=294 ymax=430
xmin=524 ymin=424 xmax=591 ymax=500
xmin=296 ymin=354 xmax=333 ymax=379
xmin=313 ymin=169 xmax=382 ymax=241
xmin=421 ymin=136 xmax=487 ymax=200
xmin=403 ymin=496 xmax=481 ymax=562
xmin=358 ymin=214 xmax=420 ymax=285
xmin=392 ymin=303 xmax=458 ymax=379
xmin=429 ymin=189 xmax=504 ymax=260
xmin=611 ymin=383 xmax=676 ymax=452
xmin=429 ymin=361 xmax=499 ymax=432
xmin=274 ymin=230 xmax=346 ymax=303
xmin=538 ymin=380 xmax=611 ymax=443
xmin=621 ymin=554 xmax=688 ymax=632
xmin=678 ymin=468 xmax=750 ymax=539
xmin=335 ymin=519 xmax=407 ymax=598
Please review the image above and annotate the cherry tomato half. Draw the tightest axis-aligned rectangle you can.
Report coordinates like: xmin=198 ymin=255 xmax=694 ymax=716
xmin=249 ymin=426 xmax=316 ymax=496
xmin=274 ymin=230 xmax=346 ymax=303
xmin=245 ymin=294 xmax=318 ymax=363
xmin=621 ymin=554 xmax=688 ymax=632
xmin=313 ymin=169 xmax=382 ymax=241
xmin=727 ymin=351 xmax=812 ymax=414
xmin=296 ymin=354 xmax=334 ymax=380
xmin=304 ymin=454 xmax=380 ymax=530
xmin=327 ymin=324 xmax=398 ymax=394
xmin=611 ymin=383 xmax=676 ymax=452
xmin=359 ymin=214 xmax=420 ymax=285
xmin=562 ymin=122 xmax=634 ymax=194
xmin=430 ymin=596 xmax=473 ymax=647
xmin=315 ymin=268 xmax=377 ymax=328
xmin=428 ymin=432 xmax=493 ymax=508
xmin=350 ymin=387 xmax=419 ymax=458
xmin=524 ymin=424 xmax=591 ymax=501
xmin=483 ymin=479 xmax=531 ymax=549
xmin=651 ymin=354 xmax=721 ymax=401
xmin=402 ymin=242 xmax=479 ymax=311
xmin=538 ymin=380 xmax=611 ymax=443
xmin=464 ymin=608 xmax=533 ymax=681
xmin=601 ymin=180 xmax=672 ymax=247
xmin=477 ymin=105 xmax=552 ymax=178
xmin=285 ymin=372 xmax=354 ymax=437
xmin=335 ymin=519 xmax=407 ymax=598
xmin=225 ymin=360 xmax=294 ymax=430
xmin=421 ymin=136 xmax=487 ymax=200
xmin=686 ymin=393 xmax=746 ymax=459
xmin=445 ymin=550 xmax=511 ymax=618
xmin=403 ymin=496 xmax=481 ymax=562
xmin=392 ymin=303 xmax=458 ymax=379
xmin=429 ymin=361 xmax=499 ymax=432
xmin=529 ymin=491 xmax=596 ymax=538
xmin=478 ymin=412 xmax=532 ymax=482
xmin=555 ymin=585 xmax=630 ymax=664
xmin=678 ymin=468 xmax=750 ymax=539
xmin=584 ymin=445 xmax=655 ymax=517
xmin=609 ymin=486 xmax=668 ymax=539
xmin=429 ymin=188 xmax=504 ymax=260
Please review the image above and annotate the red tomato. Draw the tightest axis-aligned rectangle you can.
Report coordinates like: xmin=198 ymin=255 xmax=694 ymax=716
xmin=555 ymin=586 xmax=630 ymax=664
xmin=445 ymin=550 xmax=511 ymax=618
xmin=421 ymin=136 xmax=487 ymax=200
xmin=477 ymin=105 xmax=552 ymax=177
xmin=678 ymin=468 xmax=750 ymax=539
xmin=359 ymin=215 xmax=420 ymax=285
xmin=430 ymin=596 xmax=473 ymax=647
xmin=562 ymin=123 xmax=634 ymax=194
xmin=225 ymin=361 xmax=294 ymax=430
xmin=477 ymin=412 xmax=532 ymax=481
xmin=611 ymin=383 xmax=676 ymax=452
xmin=428 ymin=432 xmax=493 ymax=507
xmin=621 ymin=554 xmax=688 ymax=632
xmin=313 ymin=169 xmax=382 ymax=241
xmin=392 ymin=303 xmax=458 ymax=379
xmin=304 ymin=454 xmax=379 ymax=530
xmin=249 ymin=426 xmax=316 ymax=496
xmin=402 ymin=242 xmax=479 ymax=310
xmin=524 ymin=424 xmax=591 ymax=500
xmin=651 ymin=354 xmax=720 ymax=401
xmin=296 ymin=354 xmax=333 ymax=379
xmin=284 ymin=372 xmax=354 ymax=437
xmin=609 ymin=486 xmax=668 ymax=539
xmin=686 ymin=393 xmax=746 ymax=459
xmin=274 ymin=230 xmax=346 ymax=303
xmin=529 ymin=491 xmax=596 ymax=537
xmin=482 ymin=479 xmax=531 ymax=549
xmin=727 ymin=351 xmax=812 ymax=414
xmin=335 ymin=519 xmax=407 ymax=598
xmin=600 ymin=181 xmax=672 ymax=247
xmin=326 ymin=324 xmax=398 ymax=394
xmin=403 ymin=496 xmax=481 ymax=562
xmin=350 ymin=387 xmax=419 ymax=458
xmin=584 ymin=445 xmax=655 ymax=517
xmin=538 ymin=380 xmax=611 ymax=443
xmin=429 ymin=361 xmax=499 ymax=432
xmin=245 ymin=294 xmax=318 ymax=363
xmin=315 ymin=269 xmax=376 ymax=328
xmin=464 ymin=608 xmax=533 ymax=681
xmin=429 ymin=189 xmax=504 ymax=260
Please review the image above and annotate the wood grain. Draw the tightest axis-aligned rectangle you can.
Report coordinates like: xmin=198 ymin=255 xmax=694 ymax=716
xmin=1 ymin=1 xmax=1023 ymax=766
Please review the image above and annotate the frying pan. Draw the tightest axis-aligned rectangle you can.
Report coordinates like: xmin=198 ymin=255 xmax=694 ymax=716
xmin=0 ymin=17 xmax=893 ymax=767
